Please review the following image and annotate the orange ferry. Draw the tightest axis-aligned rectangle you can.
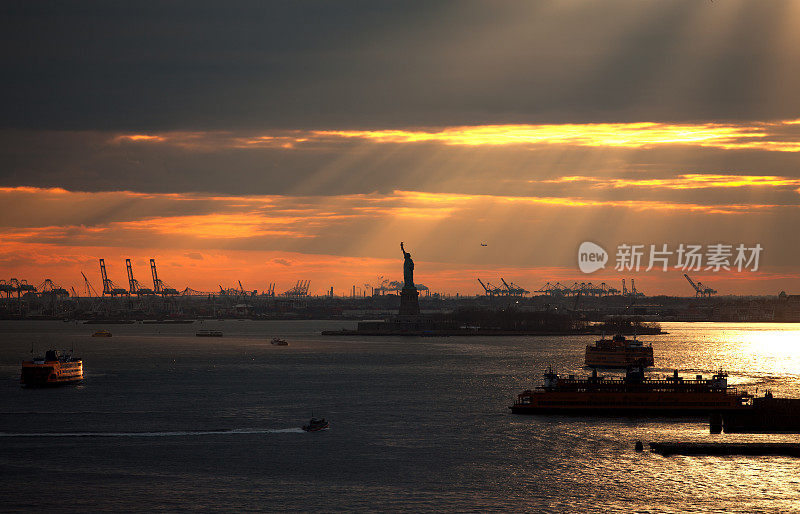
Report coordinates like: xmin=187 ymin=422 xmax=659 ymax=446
xmin=21 ymin=349 xmax=83 ymax=387
xmin=585 ymin=334 xmax=654 ymax=368
xmin=510 ymin=367 xmax=749 ymax=416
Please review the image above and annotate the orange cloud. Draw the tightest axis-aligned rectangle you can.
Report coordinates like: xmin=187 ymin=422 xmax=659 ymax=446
xmin=112 ymin=134 xmax=167 ymax=143
xmin=113 ymin=214 xmax=311 ymax=239
xmin=542 ymin=174 xmax=800 ymax=190
xmin=314 ymin=123 xmax=764 ymax=148
xmin=109 ymin=118 xmax=800 ymax=153
xmin=312 ymin=119 xmax=800 ymax=152
xmin=392 ymin=190 xmax=775 ymax=214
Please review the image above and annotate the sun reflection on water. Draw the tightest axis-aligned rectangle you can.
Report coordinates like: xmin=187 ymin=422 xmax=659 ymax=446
xmin=660 ymin=323 xmax=800 ymax=396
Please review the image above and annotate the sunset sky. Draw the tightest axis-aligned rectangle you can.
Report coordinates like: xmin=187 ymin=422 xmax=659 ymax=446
xmin=3 ymin=1 xmax=800 ymax=296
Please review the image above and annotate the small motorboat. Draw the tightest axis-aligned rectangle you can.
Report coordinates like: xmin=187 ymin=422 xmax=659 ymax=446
xmin=270 ymin=337 xmax=289 ymax=346
xmin=196 ymin=330 xmax=223 ymax=337
xmin=302 ymin=417 xmax=329 ymax=432
xmin=92 ymin=330 xmax=112 ymax=337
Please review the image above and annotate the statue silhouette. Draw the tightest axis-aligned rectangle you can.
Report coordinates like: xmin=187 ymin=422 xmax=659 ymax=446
xmin=400 ymin=242 xmax=414 ymax=289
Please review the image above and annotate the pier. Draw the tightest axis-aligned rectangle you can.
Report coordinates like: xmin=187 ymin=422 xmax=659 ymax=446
xmin=650 ymin=442 xmax=800 ymax=457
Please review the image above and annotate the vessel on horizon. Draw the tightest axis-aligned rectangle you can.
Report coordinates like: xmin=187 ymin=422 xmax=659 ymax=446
xmin=584 ymin=333 xmax=654 ymax=368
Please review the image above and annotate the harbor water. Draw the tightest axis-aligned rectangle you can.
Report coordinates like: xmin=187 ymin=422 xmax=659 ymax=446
xmin=1 ymin=321 xmax=800 ymax=512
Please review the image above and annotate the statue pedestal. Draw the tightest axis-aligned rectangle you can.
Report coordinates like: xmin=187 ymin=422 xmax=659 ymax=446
xmin=399 ymin=287 xmax=420 ymax=316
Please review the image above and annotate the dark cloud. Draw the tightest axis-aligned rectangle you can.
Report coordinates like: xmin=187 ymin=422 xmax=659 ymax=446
xmin=2 ymin=0 xmax=800 ymax=133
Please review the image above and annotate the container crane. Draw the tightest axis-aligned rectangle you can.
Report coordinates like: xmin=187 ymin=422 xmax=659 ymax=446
xmin=8 ymin=278 xmax=36 ymax=299
xmin=282 ymin=280 xmax=310 ymax=297
xmin=99 ymin=259 xmax=128 ymax=296
xmin=238 ymin=280 xmax=256 ymax=296
xmin=0 ymin=280 xmax=16 ymax=298
xmin=125 ymin=259 xmax=155 ymax=296
xmin=477 ymin=278 xmax=504 ymax=296
xmin=534 ymin=282 xmax=571 ymax=296
xmin=683 ymin=273 xmax=717 ymax=297
xmin=149 ymin=258 xmax=179 ymax=296
xmin=38 ymin=279 xmax=69 ymax=297
xmin=501 ymin=278 xmax=530 ymax=297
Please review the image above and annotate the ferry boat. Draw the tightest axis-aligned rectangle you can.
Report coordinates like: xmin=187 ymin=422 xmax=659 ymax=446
xmin=585 ymin=334 xmax=654 ymax=368
xmin=21 ymin=349 xmax=83 ymax=387
xmin=510 ymin=367 xmax=750 ymax=416
xmin=196 ymin=330 xmax=223 ymax=337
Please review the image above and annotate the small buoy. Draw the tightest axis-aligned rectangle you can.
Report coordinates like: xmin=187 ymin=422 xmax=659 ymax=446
xmin=635 ymin=441 xmax=644 ymax=452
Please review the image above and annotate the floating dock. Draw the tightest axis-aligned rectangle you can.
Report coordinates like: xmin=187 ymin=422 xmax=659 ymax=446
xmin=650 ymin=442 xmax=800 ymax=457
xmin=715 ymin=396 xmax=800 ymax=433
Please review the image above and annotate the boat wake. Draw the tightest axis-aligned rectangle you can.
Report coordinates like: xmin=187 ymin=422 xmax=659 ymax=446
xmin=0 ymin=427 xmax=305 ymax=438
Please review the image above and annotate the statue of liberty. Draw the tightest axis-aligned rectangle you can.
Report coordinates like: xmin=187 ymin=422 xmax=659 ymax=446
xmin=400 ymin=242 xmax=414 ymax=289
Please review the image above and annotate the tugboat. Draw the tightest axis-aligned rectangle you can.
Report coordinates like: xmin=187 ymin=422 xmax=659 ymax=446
xmin=585 ymin=334 xmax=654 ymax=368
xmin=270 ymin=337 xmax=289 ymax=346
xmin=510 ymin=367 xmax=749 ymax=416
xmin=302 ymin=417 xmax=330 ymax=432
xmin=21 ymin=349 xmax=83 ymax=387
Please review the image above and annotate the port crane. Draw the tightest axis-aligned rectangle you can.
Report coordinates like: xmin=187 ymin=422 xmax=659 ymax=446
xmin=0 ymin=280 xmax=14 ymax=298
xmin=501 ymin=278 xmax=530 ymax=297
xmin=149 ymin=258 xmax=179 ymax=296
xmin=126 ymin=259 xmax=155 ymax=296
xmin=683 ymin=273 xmax=717 ymax=297
xmin=99 ymin=259 xmax=128 ymax=296
xmin=6 ymin=278 xmax=36 ymax=299
xmin=37 ymin=279 xmax=69 ymax=297
xmin=477 ymin=278 xmax=503 ymax=297
xmin=619 ymin=278 xmax=644 ymax=297
xmin=81 ymin=271 xmax=100 ymax=297
xmin=630 ymin=278 xmax=644 ymax=297
xmin=283 ymin=280 xmax=310 ymax=297
xmin=534 ymin=282 xmax=569 ymax=296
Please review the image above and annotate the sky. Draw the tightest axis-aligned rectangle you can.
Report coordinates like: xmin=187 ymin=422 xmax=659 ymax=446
xmin=2 ymin=0 xmax=800 ymax=297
